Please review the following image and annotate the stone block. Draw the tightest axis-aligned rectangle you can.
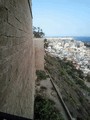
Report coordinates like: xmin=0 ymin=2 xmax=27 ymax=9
xmin=6 ymin=23 xmax=16 ymax=37
xmin=8 ymin=11 xmax=15 ymax=27
xmin=0 ymin=0 xmax=4 ymax=8
xmin=0 ymin=7 xmax=8 ymax=23
xmin=0 ymin=36 xmax=8 ymax=47
xmin=0 ymin=22 xmax=6 ymax=35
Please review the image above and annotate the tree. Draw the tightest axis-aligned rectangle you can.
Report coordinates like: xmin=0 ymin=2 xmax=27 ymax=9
xmin=33 ymin=26 xmax=45 ymax=38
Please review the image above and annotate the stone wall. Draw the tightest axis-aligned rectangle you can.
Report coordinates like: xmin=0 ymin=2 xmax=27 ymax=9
xmin=34 ymin=38 xmax=44 ymax=70
xmin=0 ymin=0 xmax=35 ymax=119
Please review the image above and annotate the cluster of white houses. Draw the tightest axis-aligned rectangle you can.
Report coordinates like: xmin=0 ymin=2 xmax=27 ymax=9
xmin=46 ymin=38 xmax=90 ymax=75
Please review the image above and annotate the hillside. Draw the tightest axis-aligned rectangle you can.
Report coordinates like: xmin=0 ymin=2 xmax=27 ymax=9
xmin=45 ymin=54 xmax=90 ymax=120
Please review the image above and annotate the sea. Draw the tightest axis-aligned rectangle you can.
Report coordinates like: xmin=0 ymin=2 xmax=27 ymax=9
xmin=46 ymin=36 xmax=90 ymax=43
xmin=73 ymin=36 xmax=90 ymax=43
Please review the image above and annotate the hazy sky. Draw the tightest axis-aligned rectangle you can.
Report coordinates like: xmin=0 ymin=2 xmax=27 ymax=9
xmin=32 ymin=0 xmax=90 ymax=36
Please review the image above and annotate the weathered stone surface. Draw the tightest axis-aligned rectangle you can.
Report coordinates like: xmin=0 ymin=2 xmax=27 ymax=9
xmin=34 ymin=38 xmax=44 ymax=70
xmin=0 ymin=0 xmax=35 ymax=119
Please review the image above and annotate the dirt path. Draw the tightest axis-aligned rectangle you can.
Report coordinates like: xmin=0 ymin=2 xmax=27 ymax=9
xmin=35 ymin=77 xmax=70 ymax=120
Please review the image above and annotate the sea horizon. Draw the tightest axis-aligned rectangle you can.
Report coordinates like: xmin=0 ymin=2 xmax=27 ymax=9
xmin=45 ymin=36 xmax=90 ymax=42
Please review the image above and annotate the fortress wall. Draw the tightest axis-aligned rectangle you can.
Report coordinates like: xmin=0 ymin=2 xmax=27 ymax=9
xmin=0 ymin=0 xmax=35 ymax=119
xmin=34 ymin=38 xmax=44 ymax=70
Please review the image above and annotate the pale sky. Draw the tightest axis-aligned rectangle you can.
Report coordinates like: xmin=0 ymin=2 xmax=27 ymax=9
xmin=32 ymin=0 xmax=90 ymax=37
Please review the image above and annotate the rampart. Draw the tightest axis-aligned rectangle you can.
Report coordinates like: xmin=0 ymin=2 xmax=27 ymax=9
xmin=0 ymin=0 xmax=35 ymax=119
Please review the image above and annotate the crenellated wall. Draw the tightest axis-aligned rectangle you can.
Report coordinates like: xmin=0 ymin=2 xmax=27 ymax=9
xmin=0 ymin=0 xmax=35 ymax=119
